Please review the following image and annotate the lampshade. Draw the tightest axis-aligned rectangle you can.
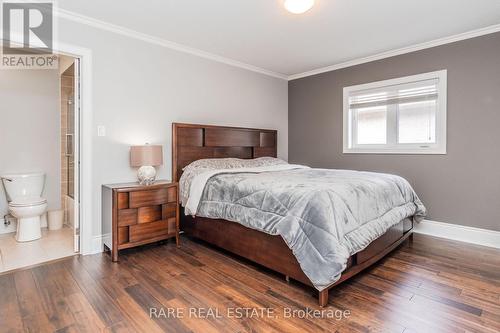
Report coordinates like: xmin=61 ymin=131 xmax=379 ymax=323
xmin=130 ymin=145 xmax=163 ymax=167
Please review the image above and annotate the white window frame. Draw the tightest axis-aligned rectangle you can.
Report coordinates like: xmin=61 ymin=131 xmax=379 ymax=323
xmin=343 ymin=70 xmax=447 ymax=154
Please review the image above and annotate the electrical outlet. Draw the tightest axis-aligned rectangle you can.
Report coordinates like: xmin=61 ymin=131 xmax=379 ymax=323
xmin=97 ymin=125 xmax=106 ymax=137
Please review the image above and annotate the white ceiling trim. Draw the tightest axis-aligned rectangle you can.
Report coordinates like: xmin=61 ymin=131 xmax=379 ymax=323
xmin=54 ymin=8 xmax=289 ymax=80
xmin=54 ymin=8 xmax=500 ymax=82
xmin=288 ymin=23 xmax=500 ymax=81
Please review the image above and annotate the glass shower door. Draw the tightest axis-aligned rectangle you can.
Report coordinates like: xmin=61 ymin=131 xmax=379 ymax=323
xmin=66 ymin=96 xmax=74 ymax=199
xmin=63 ymin=60 xmax=79 ymax=253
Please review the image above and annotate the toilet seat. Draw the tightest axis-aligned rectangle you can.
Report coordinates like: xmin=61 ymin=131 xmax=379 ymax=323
xmin=9 ymin=196 xmax=47 ymax=207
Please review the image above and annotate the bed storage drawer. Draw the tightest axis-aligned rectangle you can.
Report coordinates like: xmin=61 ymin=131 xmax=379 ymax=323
xmin=356 ymin=221 xmax=404 ymax=265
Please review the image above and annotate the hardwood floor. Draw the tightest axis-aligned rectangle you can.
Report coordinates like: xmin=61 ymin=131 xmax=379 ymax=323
xmin=1 ymin=233 xmax=499 ymax=333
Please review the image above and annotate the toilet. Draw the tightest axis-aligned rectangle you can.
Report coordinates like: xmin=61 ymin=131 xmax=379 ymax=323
xmin=1 ymin=172 xmax=47 ymax=242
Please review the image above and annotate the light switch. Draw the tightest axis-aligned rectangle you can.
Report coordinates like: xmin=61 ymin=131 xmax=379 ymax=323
xmin=97 ymin=125 xmax=106 ymax=137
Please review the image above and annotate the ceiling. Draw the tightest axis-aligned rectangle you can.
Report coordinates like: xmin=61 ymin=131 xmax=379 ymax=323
xmin=58 ymin=0 xmax=500 ymax=77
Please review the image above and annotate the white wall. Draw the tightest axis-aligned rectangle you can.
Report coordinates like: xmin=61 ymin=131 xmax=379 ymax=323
xmin=56 ymin=18 xmax=288 ymax=243
xmin=0 ymin=70 xmax=61 ymax=231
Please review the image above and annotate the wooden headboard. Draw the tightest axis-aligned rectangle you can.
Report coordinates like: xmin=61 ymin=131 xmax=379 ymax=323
xmin=172 ymin=123 xmax=277 ymax=181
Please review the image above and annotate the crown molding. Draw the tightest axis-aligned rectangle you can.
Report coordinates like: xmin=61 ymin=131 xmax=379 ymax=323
xmin=288 ymin=23 xmax=500 ymax=81
xmin=53 ymin=8 xmax=288 ymax=80
xmin=50 ymin=8 xmax=500 ymax=82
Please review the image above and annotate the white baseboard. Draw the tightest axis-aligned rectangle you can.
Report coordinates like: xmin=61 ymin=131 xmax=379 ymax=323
xmin=89 ymin=234 xmax=105 ymax=255
xmin=87 ymin=233 xmax=111 ymax=255
xmin=102 ymin=233 xmax=111 ymax=249
xmin=414 ymin=219 xmax=500 ymax=249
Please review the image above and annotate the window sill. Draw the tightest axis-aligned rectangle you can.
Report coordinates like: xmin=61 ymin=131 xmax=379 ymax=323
xmin=343 ymin=149 xmax=447 ymax=155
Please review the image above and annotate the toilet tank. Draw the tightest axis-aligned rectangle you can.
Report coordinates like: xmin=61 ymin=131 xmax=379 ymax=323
xmin=1 ymin=172 xmax=45 ymax=201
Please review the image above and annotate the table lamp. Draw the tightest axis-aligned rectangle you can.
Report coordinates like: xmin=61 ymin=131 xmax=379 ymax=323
xmin=130 ymin=144 xmax=163 ymax=185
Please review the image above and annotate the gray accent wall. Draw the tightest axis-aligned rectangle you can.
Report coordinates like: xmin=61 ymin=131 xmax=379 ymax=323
xmin=289 ymin=32 xmax=500 ymax=232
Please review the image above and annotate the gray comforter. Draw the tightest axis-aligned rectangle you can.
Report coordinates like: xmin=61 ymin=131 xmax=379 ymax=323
xmin=189 ymin=167 xmax=426 ymax=290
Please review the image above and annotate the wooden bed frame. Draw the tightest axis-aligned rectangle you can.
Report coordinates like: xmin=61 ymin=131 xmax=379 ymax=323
xmin=172 ymin=122 xmax=414 ymax=307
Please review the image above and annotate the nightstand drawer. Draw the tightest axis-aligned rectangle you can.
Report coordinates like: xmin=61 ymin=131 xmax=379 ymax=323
xmin=118 ymin=208 xmax=138 ymax=226
xmin=167 ymin=186 xmax=177 ymax=202
xmin=118 ymin=226 xmax=129 ymax=244
xmin=102 ymin=180 xmax=179 ymax=262
xmin=129 ymin=188 xmax=169 ymax=208
xmin=167 ymin=217 xmax=176 ymax=234
xmin=162 ymin=203 xmax=177 ymax=219
xmin=138 ymin=205 xmax=162 ymax=224
xmin=117 ymin=192 xmax=129 ymax=209
xmin=129 ymin=220 xmax=169 ymax=242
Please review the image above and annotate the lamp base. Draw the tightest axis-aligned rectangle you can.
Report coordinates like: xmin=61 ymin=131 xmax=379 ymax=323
xmin=137 ymin=165 xmax=156 ymax=185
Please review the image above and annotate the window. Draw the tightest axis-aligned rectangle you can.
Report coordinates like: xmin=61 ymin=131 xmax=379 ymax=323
xmin=343 ymin=70 xmax=447 ymax=154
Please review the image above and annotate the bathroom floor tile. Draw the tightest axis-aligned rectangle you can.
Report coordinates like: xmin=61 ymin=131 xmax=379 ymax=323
xmin=42 ymin=239 xmax=75 ymax=260
xmin=0 ymin=233 xmax=17 ymax=246
xmin=41 ymin=226 xmax=72 ymax=238
xmin=0 ymin=226 xmax=75 ymax=273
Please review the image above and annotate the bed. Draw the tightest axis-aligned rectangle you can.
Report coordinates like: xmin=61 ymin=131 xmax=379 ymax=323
xmin=172 ymin=122 xmax=425 ymax=307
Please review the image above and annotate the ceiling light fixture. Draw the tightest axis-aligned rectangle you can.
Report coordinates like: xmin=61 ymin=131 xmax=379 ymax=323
xmin=284 ymin=0 xmax=315 ymax=14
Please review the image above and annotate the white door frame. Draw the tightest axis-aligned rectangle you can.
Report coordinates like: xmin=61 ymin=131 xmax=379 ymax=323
xmin=54 ymin=42 xmax=94 ymax=255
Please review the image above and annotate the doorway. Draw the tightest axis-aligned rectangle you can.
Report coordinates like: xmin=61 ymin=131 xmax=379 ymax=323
xmin=0 ymin=54 xmax=81 ymax=272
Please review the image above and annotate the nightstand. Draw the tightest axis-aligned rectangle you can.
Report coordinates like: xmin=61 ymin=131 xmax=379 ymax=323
xmin=102 ymin=180 xmax=179 ymax=261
